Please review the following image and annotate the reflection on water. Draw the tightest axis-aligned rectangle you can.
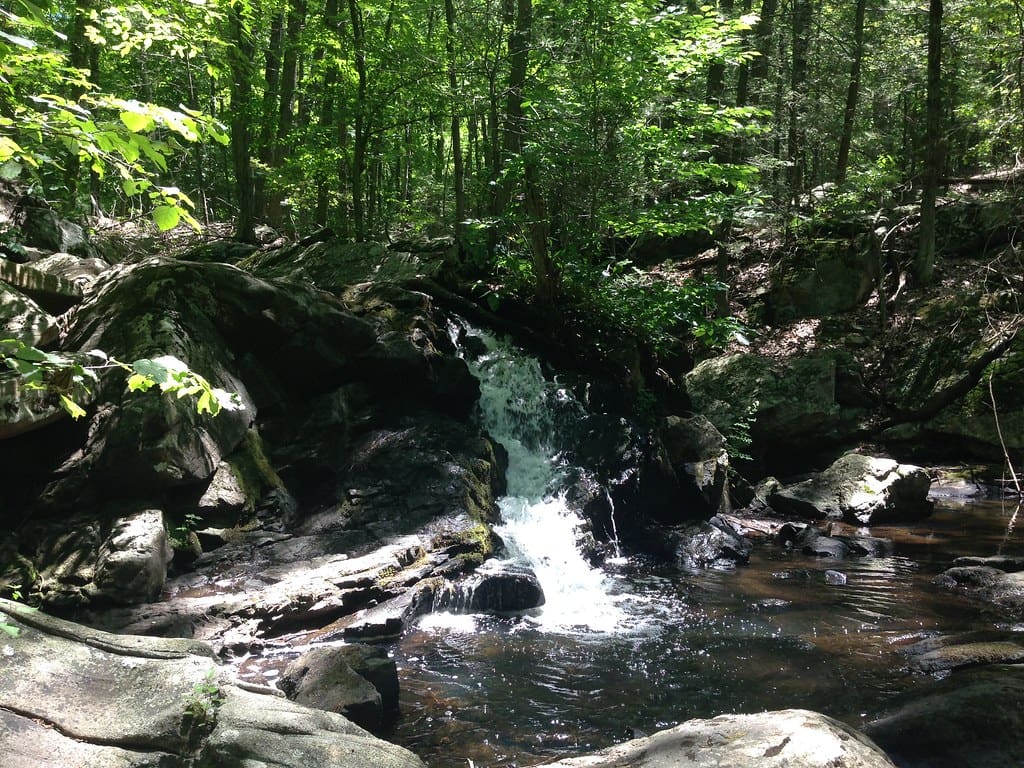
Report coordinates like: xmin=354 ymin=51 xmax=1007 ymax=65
xmin=390 ymin=499 xmax=1024 ymax=768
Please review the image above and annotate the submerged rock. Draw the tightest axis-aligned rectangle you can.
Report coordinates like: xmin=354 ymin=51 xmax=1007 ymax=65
xmin=769 ymin=453 xmax=932 ymax=524
xmin=865 ymin=664 xmax=1024 ymax=768
xmin=934 ymin=565 xmax=1024 ymax=617
xmin=543 ymin=709 xmax=896 ymax=768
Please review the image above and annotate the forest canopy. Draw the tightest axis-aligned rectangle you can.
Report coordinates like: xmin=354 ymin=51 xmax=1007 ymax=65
xmin=2 ymin=0 xmax=1023 ymax=297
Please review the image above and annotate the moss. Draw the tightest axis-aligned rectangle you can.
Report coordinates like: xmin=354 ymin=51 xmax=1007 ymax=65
xmin=228 ymin=428 xmax=284 ymax=502
xmin=431 ymin=521 xmax=495 ymax=560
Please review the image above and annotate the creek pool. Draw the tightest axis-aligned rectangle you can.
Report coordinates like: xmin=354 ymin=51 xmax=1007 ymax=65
xmin=389 ymin=498 xmax=1023 ymax=767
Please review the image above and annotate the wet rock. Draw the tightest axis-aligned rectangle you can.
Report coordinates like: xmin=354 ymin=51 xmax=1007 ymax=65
xmin=278 ymin=645 xmax=387 ymax=731
xmin=865 ymin=664 xmax=1024 ymax=768
xmin=824 ymin=569 xmax=847 ymax=585
xmin=544 ymin=709 xmax=896 ymax=768
xmin=434 ymin=565 xmax=546 ymax=613
xmin=770 ymin=453 xmax=932 ymax=524
xmin=778 ymin=522 xmax=893 ymax=558
xmin=0 ymin=282 xmax=58 ymax=346
xmin=909 ymin=639 xmax=1024 ymax=674
xmin=669 ymin=515 xmax=752 ymax=569
xmin=953 ymin=554 xmax=1024 ymax=572
xmin=934 ymin=565 xmax=1024 ymax=616
xmin=0 ymin=598 xmax=424 ymax=768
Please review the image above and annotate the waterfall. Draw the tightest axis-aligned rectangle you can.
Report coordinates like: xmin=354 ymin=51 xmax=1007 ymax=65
xmin=453 ymin=324 xmax=627 ymax=632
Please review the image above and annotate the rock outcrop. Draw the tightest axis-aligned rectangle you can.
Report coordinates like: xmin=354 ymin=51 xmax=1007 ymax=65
xmin=0 ymin=597 xmax=424 ymax=768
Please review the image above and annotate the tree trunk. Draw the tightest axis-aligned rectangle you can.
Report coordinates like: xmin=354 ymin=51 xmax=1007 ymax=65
xmin=254 ymin=12 xmax=284 ymax=219
xmin=915 ymin=0 xmax=943 ymax=284
xmin=348 ymin=0 xmax=368 ymax=241
xmin=445 ymin=0 xmax=466 ymax=240
xmin=268 ymin=0 xmax=307 ymax=227
xmin=787 ymin=0 xmax=812 ymax=201
xmin=836 ymin=0 xmax=867 ymax=184
xmin=228 ymin=3 xmax=256 ymax=243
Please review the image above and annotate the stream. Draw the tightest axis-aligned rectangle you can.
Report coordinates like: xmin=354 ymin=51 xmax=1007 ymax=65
xmin=388 ymin=327 xmax=1024 ymax=767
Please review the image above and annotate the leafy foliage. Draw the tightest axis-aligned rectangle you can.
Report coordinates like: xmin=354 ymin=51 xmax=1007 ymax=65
xmin=0 ymin=339 xmax=243 ymax=418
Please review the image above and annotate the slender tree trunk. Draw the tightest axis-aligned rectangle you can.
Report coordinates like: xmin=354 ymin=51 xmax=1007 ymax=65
xmin=787 ymin=0 xmax=812 ymax=201
xmin=706 ymin=0 xmax=735 ymax=105
xmin=836 ymin=0 xmax=867 ymax=184
xmin=915 ymin=0 xmax=944 ymax=284
xmin=444 ymin=0 xmax=466 ymax=240
xmin=267 ymin=0 xmax=306 ymax=227
xmin=228 ymin=3 xmax=256 ymax=243
xmin=254 ymin=12 xmax=284 ymax=219
xmin=348 ymin=0 xmax=368 ymax=241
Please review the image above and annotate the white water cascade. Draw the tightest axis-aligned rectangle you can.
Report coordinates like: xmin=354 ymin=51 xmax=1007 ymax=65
xmin=454 ymin=325 xmax=627 ymax=632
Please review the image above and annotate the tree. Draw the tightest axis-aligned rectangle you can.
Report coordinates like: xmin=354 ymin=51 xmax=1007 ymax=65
xmin=915 ymin=0 xmax=943 ymax=284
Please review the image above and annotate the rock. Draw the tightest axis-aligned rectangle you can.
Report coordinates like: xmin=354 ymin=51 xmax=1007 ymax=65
xmin=30 ymin=252 xmax=110 ymax=290
xmin=278 ymin=646 xmax=386 ymax=731
xmin=88 ymin=509 xmax=173 ymax=605
xmin=767 ymin=238 xmax=877 ymax=322
xmin=953 ymin=554 xmax=1024 ymax=572
xmin=0 ymin=598 xmax=424 ymax=768
xmin=197 ymin=460 xmax=253 ymax=522
xmin=16 ymin=201 xmax=95 ymax=257
xmin=669 ymin=515 xmax=752 ymax=569
xmin=206 ymin=685 xmax=423 ymax=768
xmin=0 ymin=258 xmax=83 ymax=314
xmin=434 ymin=565 xmax=546 ymax=613
xmin=0 ymin=282 xmax=58 ymax=346
xmin=909 ymin=640 xmax=1024 ymax=674
xmin=242 ymin=240 xmax=446 ymax=288
xmin=769 ymin=453 xmax=932 ymax=524
xmin=778 ymin=522 xmax=892 ymax=558
xmin=660 ymin=414 xmax=730 ymax=517
xmin=934 ymin=565 xmax=1024 ymax=616
xmin=543 ymin=709 xmax=896 ymax=768
xmin=332 ymin=644 xmax=401 ymax=723
xmin=824 ymin=569 xmax=847 ymax=585
xmin=0 ymin=374 xmax=65 ymax=439
xmin=865 ymin=664 xmax=1024 ymax=768
xmin=684 ymin=351 xmax=858 ymax=473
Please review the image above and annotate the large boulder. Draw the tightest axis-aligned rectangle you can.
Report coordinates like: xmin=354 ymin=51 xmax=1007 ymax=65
xmin=767 ymin=238 xmax=877 ymax=322
xmin=769 ymin=453 xmax=932 ymax=524
xmin=0 ymin=598 xmax=425 ymax=768
xmin=683 ymin=351 xmax=862 ymax=474
xmin=0 ymin=258 xmax=83 ymax=314
xmin=543 ymin=709 xmax=896 ymax=768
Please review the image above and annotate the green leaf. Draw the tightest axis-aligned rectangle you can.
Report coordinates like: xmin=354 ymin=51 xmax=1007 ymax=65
xmin=58 ymin=393 xmax=87 ymax=419
xmin=0 ymin=623 xmax=18 ymax=638
xmin=152 ymin=205 xmax=180 ymax=231
xmin=126 ymin=372 xmax=156 ymax=392
xmin=119 ymin=109 xmax=153 ymax=133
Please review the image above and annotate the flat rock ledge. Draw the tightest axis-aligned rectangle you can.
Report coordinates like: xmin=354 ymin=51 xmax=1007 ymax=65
xmin=544 ymin=709 xmax=896 ymax=768
xmin=0 ymin=598 xmax=424 ymax=768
